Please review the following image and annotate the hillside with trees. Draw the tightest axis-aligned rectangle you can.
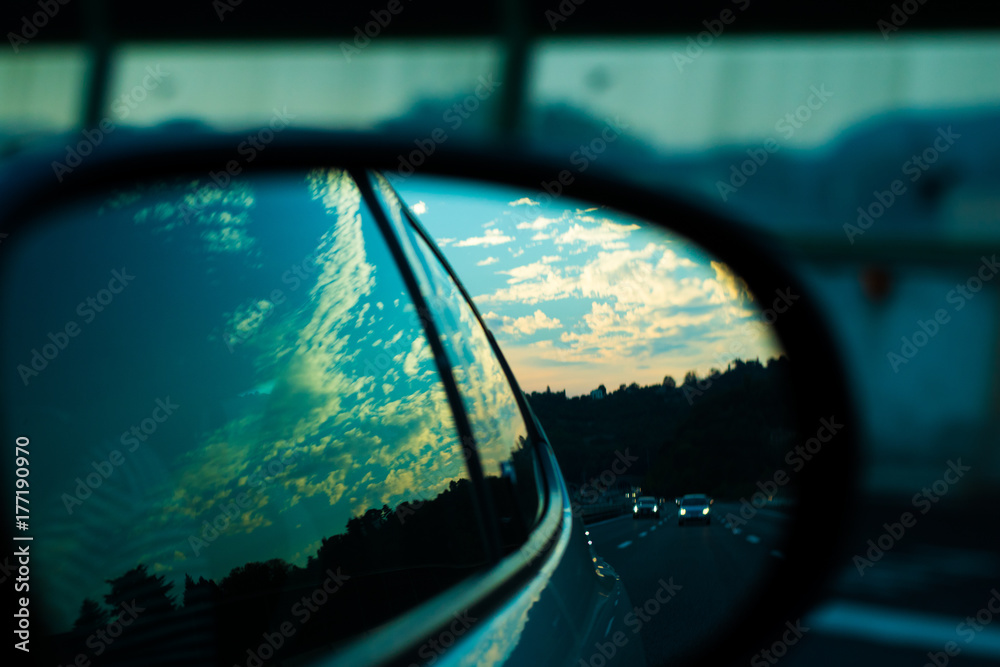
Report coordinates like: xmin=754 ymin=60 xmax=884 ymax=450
xmin=525 ymin=357 xmax=797 ymax=501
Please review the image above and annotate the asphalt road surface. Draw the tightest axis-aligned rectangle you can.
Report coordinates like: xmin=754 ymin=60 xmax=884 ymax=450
xmin=586 ymin=502 xmax=790 ymax=664
xmin=587 ymin=501 xmax=1000 ymax=667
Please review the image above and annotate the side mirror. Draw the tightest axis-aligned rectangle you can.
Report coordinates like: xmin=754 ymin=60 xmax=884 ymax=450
xmin=0 ymin=132 xmax=857 ymax=667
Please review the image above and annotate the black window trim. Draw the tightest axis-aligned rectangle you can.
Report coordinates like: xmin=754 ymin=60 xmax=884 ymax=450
xmin=374 ymin=170 xmax=555 ymax=523
xmin=381 ymin=173 xmax=553 ymax=453
xmin=352 ymin=168 xmax=503 ymax=564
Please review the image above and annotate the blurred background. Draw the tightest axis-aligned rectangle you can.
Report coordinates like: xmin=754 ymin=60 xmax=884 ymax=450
xmin=2 ymin=1 xmax=1000 ymax=664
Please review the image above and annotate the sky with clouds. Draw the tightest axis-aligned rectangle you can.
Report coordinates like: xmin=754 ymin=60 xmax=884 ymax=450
xmin=387 ymin=174 xmax=785 ymax=397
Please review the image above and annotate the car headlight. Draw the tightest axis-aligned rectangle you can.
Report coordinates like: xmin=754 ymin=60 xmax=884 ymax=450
xmin=702 ymin=507 xmax=709 ymax=515
xmin=653 ymin=505 xmax=658 ymax=512
xmin=633 ymin=504 xmax=638 ymax=512
xmin=679 ymin=508 xmax=686 ymax=515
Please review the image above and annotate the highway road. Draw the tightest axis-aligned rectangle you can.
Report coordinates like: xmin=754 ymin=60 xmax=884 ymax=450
xmin=586 ymin=502 xmax=790 ymax=664
xmin=587 ymin=500 xmax=1000 ymax=667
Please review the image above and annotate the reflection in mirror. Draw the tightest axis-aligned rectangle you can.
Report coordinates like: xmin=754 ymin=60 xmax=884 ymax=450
xmin=388 ymin=173 xmax=800 ymax=663
xmin=1 ymin=166 xmax=800 ymax=667
xmin=0 ymin=169 xmax=507 ymax=665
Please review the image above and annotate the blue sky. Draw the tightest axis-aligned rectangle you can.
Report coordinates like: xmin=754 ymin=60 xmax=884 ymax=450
xmin=388 ymin=173 xmax=785 ymax=396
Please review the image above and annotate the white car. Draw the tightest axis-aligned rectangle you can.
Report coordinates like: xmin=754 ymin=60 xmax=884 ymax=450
xmin=678 ymin=494 xmax=712 ymax=525
xmin=633 ymin=496 xmax=660 ymax=519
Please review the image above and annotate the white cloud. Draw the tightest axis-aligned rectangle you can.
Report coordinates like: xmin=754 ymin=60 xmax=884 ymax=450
xmin=516 ymin=216 xmax=559 ymax=231
xmin=455 ymin=228 xmax=514 ymax=247
xmin=499 ymin=310 xmax=563 ymax=336
xmin=657 ymin=248 xmax=698 ymax=272
xmin=532 ymin=232 xmax=550 ymax=241
xmin=541 ymin=255 xmax=562 ymax=264
xmin=509 ymin=197 xmax=540 ymax=207
xmin=477 ymin=256 xmax=499 ymax=266
xmin=411 ymin=201 xmax=427 ymax=215
xmin=479 ymin=244 xmax=712 ymax=308
xmin=500 ymin=260 xmax=551 ymax=284
xmin=710 ymin=260 xmax=753 ymax=304
xmin=553 ymin=220 xmax=640 ymax=248
xmin=437 ymin=237 xmax=456 ymax=247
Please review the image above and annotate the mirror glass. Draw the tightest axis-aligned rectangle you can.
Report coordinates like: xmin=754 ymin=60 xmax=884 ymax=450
xmin=0 ymin=168 xmax=798 ymax=666
xmin=387 ymin=173 xmax=800 ymax=661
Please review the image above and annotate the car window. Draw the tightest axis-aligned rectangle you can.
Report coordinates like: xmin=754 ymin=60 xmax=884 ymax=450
xmin=0 ymin=168 xmax=489 ymax=665
xmin=369 ymin=172 xmax=544 ymax=552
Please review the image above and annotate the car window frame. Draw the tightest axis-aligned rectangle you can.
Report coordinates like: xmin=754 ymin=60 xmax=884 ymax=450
xmin=373 ymin=171 xmax=551 ymax=526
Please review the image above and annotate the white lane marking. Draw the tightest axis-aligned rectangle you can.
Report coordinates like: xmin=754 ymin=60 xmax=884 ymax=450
xmin=733 ymin=528 xmax=742 ymax=535
xmin=604 ymin=616 xmax=615 ymax=637
xmin=806 ymin=600 xmax=1000 ymax=658
xmin=639 ymin=531 xmax=648 ymax=538
xmin=746 ymin=534 xmax=761 ymax=544
xmin=617 ymin=541 xmax=632 ymax=549
xmin=650 ymin=525 xmax=657 ymax=531
xmin=771 ymin=550 xmax=784 ymax=559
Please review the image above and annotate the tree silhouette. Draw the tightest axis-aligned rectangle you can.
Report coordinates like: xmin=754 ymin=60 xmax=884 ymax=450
xmin=73 ymin=597 xmax=109 ymax=631
xmin=662 ymin=376 xmax=676 ymax=390
xmin=219 ymin=559 xmax=290 ymax=597
xmin=183 ymin=574 xmax=221 ymax=607
xmin=104 ymin=564 xmax=176 ymax=618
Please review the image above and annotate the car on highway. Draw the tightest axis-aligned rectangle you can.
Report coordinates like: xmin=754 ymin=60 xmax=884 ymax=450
xmin=633 ymin=495 xmax=660 ymax=519
xmin=678 ymin=494 xmax=712 ymax=525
